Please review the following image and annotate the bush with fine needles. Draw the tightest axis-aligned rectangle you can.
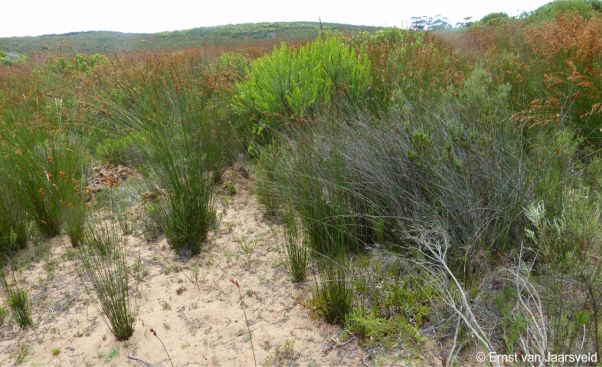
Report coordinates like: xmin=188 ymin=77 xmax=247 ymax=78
xmin=77 ymin=223 xmax=136 ymax=340
xmin=236 ymin=36 xmax=372 ymax=145
xmin=1 ymin=271 xmax=32 ymax=329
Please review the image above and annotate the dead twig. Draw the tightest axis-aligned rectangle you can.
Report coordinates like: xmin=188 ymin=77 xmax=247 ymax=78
xmin=127 ymin=355 xmax=158 ymax=367
xmin=230 ymin=277 xmax=257 ymax=367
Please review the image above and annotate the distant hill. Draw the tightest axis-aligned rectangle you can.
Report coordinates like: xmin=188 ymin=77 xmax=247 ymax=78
xmin=0 ymin=22 xmax=380 ymax=54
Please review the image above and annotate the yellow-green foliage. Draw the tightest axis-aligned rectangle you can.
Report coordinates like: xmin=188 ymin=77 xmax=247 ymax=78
xmin=350 ymin=256 xmax=432 ymax=346
xmin=0 ymin=51 xmax=28 ymax=66
xmin=527 ymin=0 xmax=602 ymax=23
xmin=236 ymin=36 xmax=371 ymax=141
xmin=46 ymin=53 xmax=108 ymax=75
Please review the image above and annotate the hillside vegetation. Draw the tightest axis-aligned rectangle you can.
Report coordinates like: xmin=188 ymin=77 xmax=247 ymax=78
xmin=0 ymin=22 xmax=379 ymax=54
xmin=1 ymin=1 xmax=601 ymax=365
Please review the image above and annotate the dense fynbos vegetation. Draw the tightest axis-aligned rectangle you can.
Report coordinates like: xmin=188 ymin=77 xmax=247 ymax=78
xmin=0 ymin=1 xmax=601 ymax=364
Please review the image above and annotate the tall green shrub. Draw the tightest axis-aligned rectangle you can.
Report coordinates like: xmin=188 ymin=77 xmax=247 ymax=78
xmin=236 ymin=37 xmax=372 ymax=144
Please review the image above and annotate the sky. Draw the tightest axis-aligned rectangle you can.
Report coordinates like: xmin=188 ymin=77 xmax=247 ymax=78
xmin=1 ymin=0 xmax=552 ymax=37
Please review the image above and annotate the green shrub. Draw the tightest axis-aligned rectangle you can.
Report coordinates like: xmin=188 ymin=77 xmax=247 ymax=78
xmin=351 ymin=254 xmax=432 ymax=346
xmin=527 ymin=0 xmax=602 ymax=22
xmin=142 ymin=202 xmax=163 ymax=242
xmin=345 ymin=307 xmax=423 ymax=347
xmin=78 ymin=223 xmax=136 ymax=340
xmin=0 ymin=51 xmax=28 ymax=66
xmin=1 ymin=272 xmax=32 ymax=329
xmin=95 ymin=133 xmax=146 ymax=166
xmin=47 ymin=54 xmax=108 ymax=75
xmin=236 ymin=36 xmax=371 ymax=144
xmin=478 ymin=12 xmax=510 ymax=25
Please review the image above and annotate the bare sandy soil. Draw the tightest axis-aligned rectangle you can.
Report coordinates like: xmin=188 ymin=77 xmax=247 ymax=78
xmin=0 ymin=169 xmax=366 ymax=367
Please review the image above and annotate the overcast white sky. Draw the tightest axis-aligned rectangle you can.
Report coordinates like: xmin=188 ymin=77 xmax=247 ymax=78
xmin=1 ymin=0 xmax=551 ymax=37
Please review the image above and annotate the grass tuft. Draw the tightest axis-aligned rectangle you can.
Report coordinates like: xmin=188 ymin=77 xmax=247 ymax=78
xmin=1 ymin=271 xmax=32 ymax=329
xmin=77 ymin=222 xmax=136 ymax=340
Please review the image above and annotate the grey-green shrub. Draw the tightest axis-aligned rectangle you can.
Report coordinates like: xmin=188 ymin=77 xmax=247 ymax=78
xmin=525 ymin=191 xmax=602 ymax=357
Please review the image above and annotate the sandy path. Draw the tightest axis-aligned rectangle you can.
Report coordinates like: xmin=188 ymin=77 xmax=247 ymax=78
xmin=0 ymin=170 xmax=363 ymax=366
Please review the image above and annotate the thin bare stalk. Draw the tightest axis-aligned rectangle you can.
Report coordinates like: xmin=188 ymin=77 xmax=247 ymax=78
xmin=230 ymin=278 xmax=257 ymax=367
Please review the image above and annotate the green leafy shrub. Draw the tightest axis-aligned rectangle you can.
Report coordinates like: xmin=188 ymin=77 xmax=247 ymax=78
xmin=236 ymin=37 xmax=371 ymax=143
xmin=345 ymin=307 xmax=424 ymax=348
xmin=478 ymin=12 xmax=510 ymax=25
xmin=0 ymin=51 xmax=28 ymax=66
xmin=351 ymin=254 xmax=432 ymax=346
xmin=527 ymin=0 xmax=602 ymax=22
xmin=47 ymin=53 xmax=108 ymax=75
xmin=95 ymin=133 xmax=146 ymax=166
xmin=77 ymin=223 xmax=136 ymax=340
